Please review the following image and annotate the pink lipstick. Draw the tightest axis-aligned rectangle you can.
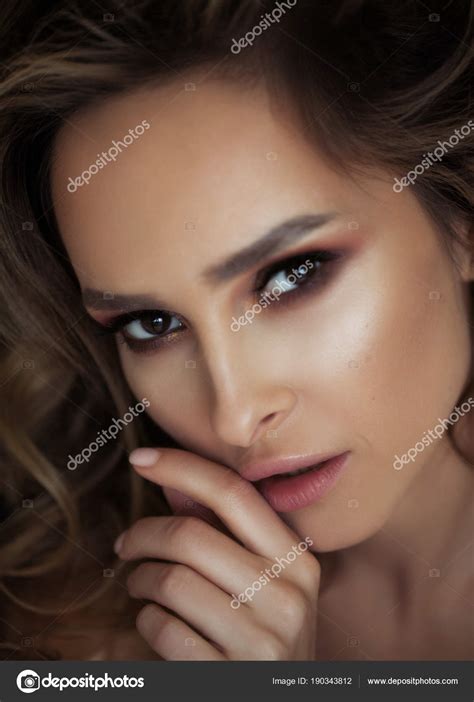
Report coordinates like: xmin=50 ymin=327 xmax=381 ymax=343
xmin=250 ymin=452 xmax=350 ymax=512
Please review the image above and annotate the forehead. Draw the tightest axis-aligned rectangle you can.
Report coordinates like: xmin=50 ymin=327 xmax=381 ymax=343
xmin=50 ymin=80 xmax=364 ymax=291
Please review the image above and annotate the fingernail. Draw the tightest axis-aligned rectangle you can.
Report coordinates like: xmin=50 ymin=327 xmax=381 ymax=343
xmin=114 ymin=531 xmax=126 ymax=554
xmin=129 ymin=448 xmax=161 ymax=467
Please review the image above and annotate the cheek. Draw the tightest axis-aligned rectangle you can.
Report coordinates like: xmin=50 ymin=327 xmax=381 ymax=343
xmin=118 ymin=345 xmax=214 ymax=452
xmin=298 ymin=251 xmax=469 ymax=463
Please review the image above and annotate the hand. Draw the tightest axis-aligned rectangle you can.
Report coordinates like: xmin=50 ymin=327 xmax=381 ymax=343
xmin=114 ymin=448 xmax=321 ymax=660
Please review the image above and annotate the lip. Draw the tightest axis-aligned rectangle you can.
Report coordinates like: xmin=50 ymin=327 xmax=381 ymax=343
xmin=251 ymin=452 xmax=350 ymax=512
xmin=241 ymin=451 xmax=343 ymax=483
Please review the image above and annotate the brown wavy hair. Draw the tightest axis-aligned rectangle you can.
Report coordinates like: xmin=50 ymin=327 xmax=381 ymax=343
xmin=0 ymin=0 xmax=472 ymax=660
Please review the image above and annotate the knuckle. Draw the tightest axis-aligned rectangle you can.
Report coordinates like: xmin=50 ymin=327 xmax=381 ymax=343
xmin=276 ymin=587 xmax=311 ymax=626
xmin=136 ymin=604 xmax=170 ymax=652
xmin=268 ymin=578 xmax=313 ymax=623
xmin=150 ymin=617 xmax=173 ymax=652
xmin=306 ymin=555 xmax=321 ymax=578
xmin=136 ymin=603 xmax=159 ymax=635
xmin=257 ymin=633 xmax=287 ymax=660
xmin=299 ymin=555 xmax=321 ymax=588
xmin=220 ymin=473 xmax=253 ymax=509
xmin=119 ymin=530 xmax=133 ymax=557
xmin=121 ymin=517 xmax=156 ymax=555
xmin=126 ymin=563 xmax=146 ymax=594
xmin=165 ymin=516 xmax=207 ymax=545
xmin=157 ymin=564 xmax=191 ymax=597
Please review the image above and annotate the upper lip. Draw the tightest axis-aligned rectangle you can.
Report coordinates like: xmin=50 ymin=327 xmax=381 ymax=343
xmin=240 ymin=452 xmax=343 ymax=483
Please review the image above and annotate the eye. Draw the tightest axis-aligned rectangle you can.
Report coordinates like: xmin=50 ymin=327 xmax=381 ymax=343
xmin=94 ymin=309 xmax=187 ymax=354
xmin=255 ymin=250 xmax=340 ymax=299
xmin=92 ymin=250 xmax=343 ymax=354
xmin=121 ymin=311 xmax=183 ymax=341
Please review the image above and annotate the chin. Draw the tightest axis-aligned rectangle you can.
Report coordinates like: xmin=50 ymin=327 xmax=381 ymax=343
xmin=286 ymin=508 xmax=391 ymax=554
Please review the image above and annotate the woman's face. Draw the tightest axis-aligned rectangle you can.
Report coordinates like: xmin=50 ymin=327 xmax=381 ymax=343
xmin=51 ymin=79 xmax=472 ymax=552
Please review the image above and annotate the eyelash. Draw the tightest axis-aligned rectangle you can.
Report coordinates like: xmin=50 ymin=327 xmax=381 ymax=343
xmin=94 ymin=249 xmax=343 ymax=354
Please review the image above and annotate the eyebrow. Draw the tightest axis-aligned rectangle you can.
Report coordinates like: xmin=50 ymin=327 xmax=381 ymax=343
xmin=82 ymin=289 xmax=167 ymax=312
xmin=203 ymin=212 xmax=338 ymax=283
xmin=82 ymin=212 xmax=337 ymax=312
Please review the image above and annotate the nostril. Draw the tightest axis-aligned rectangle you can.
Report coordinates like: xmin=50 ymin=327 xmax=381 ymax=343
xmin=261 ymin=413 xmax=281 ymax=438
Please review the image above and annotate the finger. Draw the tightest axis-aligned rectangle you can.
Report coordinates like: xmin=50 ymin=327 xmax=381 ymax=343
xmin=136 ymin=603 xmax=225 ymax=660
xmin=129 ymin=447 xmax=306 ymax=560
xmin=128 ymin=561 xmax=260 ymax=658
xmin=163 ymin=486 xmax=227 ymax=533
xmin=117 ymin=515 xmax=273 ymax=595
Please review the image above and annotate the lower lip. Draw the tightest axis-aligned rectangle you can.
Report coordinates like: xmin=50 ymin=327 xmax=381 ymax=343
xmin=257 ymin=452 xmax=350 ymax=512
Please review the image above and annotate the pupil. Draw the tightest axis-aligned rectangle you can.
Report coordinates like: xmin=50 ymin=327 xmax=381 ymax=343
xmin=142 ymin=313 xmax=168 ymax=335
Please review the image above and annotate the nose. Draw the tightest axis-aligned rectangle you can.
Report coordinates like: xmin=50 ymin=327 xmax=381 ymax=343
xmin=199 ymin=327 xmax=297 ymax=448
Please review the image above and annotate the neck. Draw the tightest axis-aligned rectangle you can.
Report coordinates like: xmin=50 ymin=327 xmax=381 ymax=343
xmin=321 ymin=438 xmax=474 ymax=588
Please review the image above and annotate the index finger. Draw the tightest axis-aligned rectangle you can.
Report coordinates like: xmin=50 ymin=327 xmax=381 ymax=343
xmin=129 ymin=447 xmax=308 ymax=561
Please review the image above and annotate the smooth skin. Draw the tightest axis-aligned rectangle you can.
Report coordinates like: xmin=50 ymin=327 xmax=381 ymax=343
xmin=115 ymin=449 xmax=319 ymax=660
xmin=51 ymin=76 xmax=474 ymax=660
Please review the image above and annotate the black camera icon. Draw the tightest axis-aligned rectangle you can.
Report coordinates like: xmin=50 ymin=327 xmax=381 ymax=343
xmin=19 ymin=673 xmax=40 ymax=689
